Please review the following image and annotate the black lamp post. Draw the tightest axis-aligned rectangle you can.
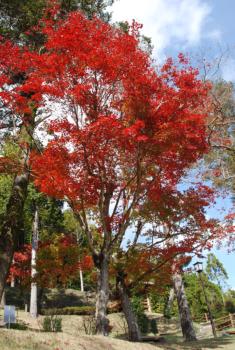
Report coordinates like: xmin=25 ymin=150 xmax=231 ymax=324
xmin=194 ymin=261 xmax=217 ymax=338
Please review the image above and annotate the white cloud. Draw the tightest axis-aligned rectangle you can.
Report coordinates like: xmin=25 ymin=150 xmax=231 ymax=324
xmin=111 ymin=0 xmax=218 ymax=60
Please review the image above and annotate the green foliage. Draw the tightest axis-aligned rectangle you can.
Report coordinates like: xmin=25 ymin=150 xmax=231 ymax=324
xmin=8 ymin=321 xmax=28 ymax=330
xmin=42 ymin=315 xmax=62 ymax=332
xmin=22 ymin=184 xmax=65 ymax=243
xmin=206 ymin=253 xmax=228 ymax=289
xmin=62 ymin=209 xmax=80 ymax=234
xmin=0 ymin=0 xmax=46 ymax=39
xmin=0 ymin=175 xmax=13 ymax=226
xmin=72 ymin=0 xmax=114 ymax=21
xmin=41 ymin=305 xmax=95 ymax=315
xmin=42 ymin=316 xmax=51 ymax=332
xmin=150 ymin=319 xmax=158 ymax=335
xmin=184 ymin=273 xmax=225 ymax=321
xmin=225 ymin=299 xmax=235 ymax=313
xmin=150 ymin=290 xmax=178 ymax=318
xmin=0 ymin=0 xmax=114 ymax=41
xmin=224 ymin=290 xmax=235 ymax=313
xmin=131 ymin=296 xmax=149 ymax=334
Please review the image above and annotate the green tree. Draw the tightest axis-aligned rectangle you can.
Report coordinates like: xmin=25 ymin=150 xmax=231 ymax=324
xmin=0 ymin=0 xmax=114 ymax=40
xmin=206 ymin=253 xmax=228 ymax=290
xmin=23 ymin=184 xmax=65 ymax=243
xmin=184 ymin=273 xmax=224 ymax=321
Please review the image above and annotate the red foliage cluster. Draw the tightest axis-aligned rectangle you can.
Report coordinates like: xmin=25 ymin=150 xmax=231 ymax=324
xmin=8 ymin=235 xmax=93 ymax=288
xmin=22 ymin=12 xmax=211 ymax=221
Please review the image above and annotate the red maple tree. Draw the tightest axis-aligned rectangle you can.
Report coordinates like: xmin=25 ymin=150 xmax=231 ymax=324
xmin=26 ymin=11 xmax=213 ymax=334
xmin=0 ymin=8 xmax=213 ymax=334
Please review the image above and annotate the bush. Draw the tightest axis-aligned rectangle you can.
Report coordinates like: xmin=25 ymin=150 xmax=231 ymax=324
xmin=42 ymin=317 xmax=51 ymax=332
xmin=41 ymin=305 xmax=95 ymax=316
xmin=6 ymin=322 xmax=28 ymax=330
xmin=42 ymin=315 xmax=62 ymax=332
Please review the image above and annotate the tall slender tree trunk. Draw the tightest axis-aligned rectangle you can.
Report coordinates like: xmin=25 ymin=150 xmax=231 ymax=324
xmin=79 ymin=267 xmax=84 ymax=292
xmin=117 ymin=275 xmax=141 ymax=342
xmin=172 ymin=272 xmax=197 ymax=341
xmin=10 ymin=277 xmax=15 ymax=288
xmin=30 ymin=206 xmax=39 ymax=318
xmin=0 ymin=172 xmax=29 ymax=301
xmin=10 ymin=259 xmax=15 ymax=287
xmin=95 ymin=255 xmax=110 ymax=335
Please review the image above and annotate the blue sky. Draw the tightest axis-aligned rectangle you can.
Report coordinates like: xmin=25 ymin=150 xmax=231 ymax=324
xmin=111 ymin=0 xmax=235 ymax=80
xmin=111 ymin=0 xmax=235 ymax=289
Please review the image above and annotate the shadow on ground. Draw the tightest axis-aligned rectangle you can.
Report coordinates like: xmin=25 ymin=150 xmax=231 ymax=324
xmin=157 ymin=334 xmax=235 ymax=349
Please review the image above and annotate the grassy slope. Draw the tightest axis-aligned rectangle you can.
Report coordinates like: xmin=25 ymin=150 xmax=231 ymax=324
xmin=1 ymin=310 xmax=235 ymax=350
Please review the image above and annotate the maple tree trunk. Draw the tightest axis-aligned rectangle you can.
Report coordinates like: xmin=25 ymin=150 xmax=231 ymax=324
xmin=0 ymin=172 xmax=29 ymax=301
xmin=172 ymin=272 xmax=197 ymax=341
xmin=118 ymin=278 xmax=141 ymax=342
xmin=30 ymin=207 xmax=39 ymax=318
xmin=95 ymin=255 xmax=110 ymax=335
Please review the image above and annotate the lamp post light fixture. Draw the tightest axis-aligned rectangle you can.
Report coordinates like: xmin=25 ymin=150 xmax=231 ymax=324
xmin=194 ymin=261 xmax=217 ymax=338
xmin=194 ymin=261 xmax=203 ymax=273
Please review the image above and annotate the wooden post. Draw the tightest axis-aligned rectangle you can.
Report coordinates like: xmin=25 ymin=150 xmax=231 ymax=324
xmin=205 ymin=313 xmax=209 ymax=322
xmin=229 ymin=314 xmax=234 ymax=328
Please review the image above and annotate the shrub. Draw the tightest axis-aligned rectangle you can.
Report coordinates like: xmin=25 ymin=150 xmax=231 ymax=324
xmin=42 ymin=315 xmax=62 ymax=332
xmin=6 ymin=322 xmax=28 ymax=330
xmin=41 ymin=305 xmax=95 ymax=316
xmin=42 ymin=317 xmax=51 ymax=332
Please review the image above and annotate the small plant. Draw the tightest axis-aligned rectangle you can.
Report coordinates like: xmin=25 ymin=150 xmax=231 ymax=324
xmin=6 ymin=321 xmax=28 ymax=330
xmin=42 ymin=315 xmax=62 ymax=332
xmin=52 ymin=317 xmax=62 ymax=332
xmin=42 ymin=316 xmax=51 ymax=332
